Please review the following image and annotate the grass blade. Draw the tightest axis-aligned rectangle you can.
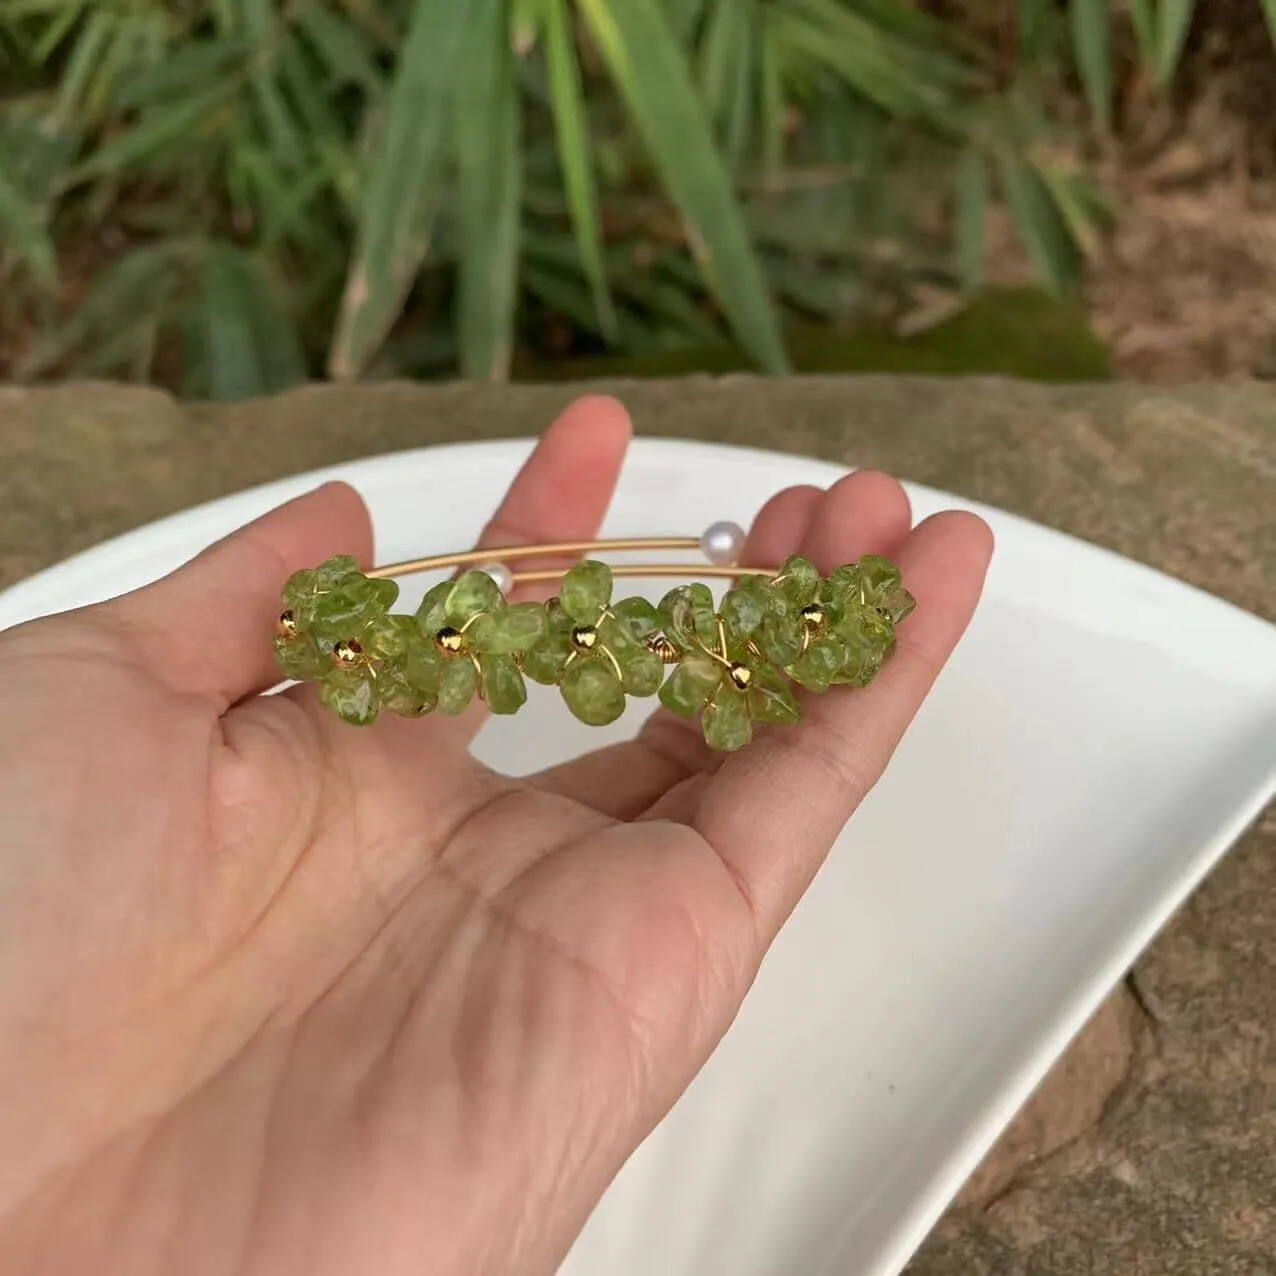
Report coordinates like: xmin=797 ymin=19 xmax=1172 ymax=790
xmin=1155 ymin=0 xmax=1194 ymax=88
xmin=998 ymin=154 xmax=1082 ymax=294
xmin=1263 ymin=0 xmax=1276 ymax=48
xmin=954 ymin=146 xmax=987 ymax=291
xmin=543 ymin=0 xmax=615 ymax=336
xmin=1127 ymin=0 xmax=1157 ymax=69
xmin=0 ymin=163 xmax=57 ymax=289
xmin=577 ymin=0 xmax=788 ymax=372
xmin=328 ymin=0 xmax=471 ymax=379
xmin=1069 ymin=0 xmax=1111 ymax=132
xmin=455 ymin=0 xmax=522 ymax=380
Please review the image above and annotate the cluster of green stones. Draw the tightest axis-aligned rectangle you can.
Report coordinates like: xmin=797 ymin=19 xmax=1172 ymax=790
xmin=273 ymin=553 xmax=915 ymax=752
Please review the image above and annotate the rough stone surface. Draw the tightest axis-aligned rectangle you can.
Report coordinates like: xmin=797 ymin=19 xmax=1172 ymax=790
xmin=1 ymin=376 xmax=1274 ymax=1273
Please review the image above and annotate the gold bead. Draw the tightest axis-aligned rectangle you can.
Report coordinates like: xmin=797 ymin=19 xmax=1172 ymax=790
xmin=332 ymin=638 xmax=364 ymax=667
xmin=571 ymin=625 xmax=599 ymax=651
xmin=435 ymin=627 xmax=464 ymax=654
xmin=728 ymin=662 xmax=752 ymax=690
xmin=277 ymin=609 xmax=298 ymax=637
xmin=800 ymin=604 xmax=825 ymax=629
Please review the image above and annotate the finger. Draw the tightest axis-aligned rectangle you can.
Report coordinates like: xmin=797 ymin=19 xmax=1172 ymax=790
xmin=532 ymin=472 xmax=911 ymax=818
xmin=95 ymin=482 xmax=373 ymax=710
xmin=419 ymin=393 xmax=632 ymax=749
xmin=685 ymin=509 xmax=993 ymax=942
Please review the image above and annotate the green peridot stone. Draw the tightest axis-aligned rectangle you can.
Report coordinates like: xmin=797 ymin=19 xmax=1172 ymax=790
xmin=402 ymin=634 xmax=445 ymax=697
xmin=560 ymin=560 xmax=613 ymax=624
xmin=746 ymin=667 xmax=802 ymax=725
xmin=858 ymin=554 xmax=902 ymax=603
xmin=787 ymin=636 xmax=851 ymax=691
xmin=619 ymin=646 xmax=664 ymax=697
xmin=480 ymin=653 xmax=527 ymax=715
xmin=437 ymin=657 xmax=478 ymax=715
xmin=273 ymin=634 xmax=327 ymax=682
xmin=659 ymin=582 xmax=717 ymax=649
xmin=775 ymin=554 xmax=819 ymax=608
xmin=470 ymin=601 xmax=549 ymax=654
xmin=720 ymin=576 xmax=773 ymax=637
xmin=307 ymin=574 xmax=399 ymax=637
xmin=610 ymin=595 xmax=661 ymax=641
xmin=658 ymin=653 xmax=721 ymax=718
xmin=703 ymin=686 xmax=752 ymax=751
xmin=447 ymin=570 xmax=503 ymax=625
xmin=376 ymin=664 xmax=437 ymax=717
xmin=756 ymin=612 xmax=805 ymax=667
xmin=880 ymin=586 xmax=917 ymax=625
xmin=321 ymin=666 xmax=379 ymax=725
xmin=521 ymin=631 xmax=571 ymax=685
xmin=417 ymin=580 xmax=453 ymax=634
xmin=282 ymin=555 xmax=361 ymax=615
xmin=362 ymin=614 xmax=416 ymax=660
xmin=561 ymin=658 xmax=626 ymax=726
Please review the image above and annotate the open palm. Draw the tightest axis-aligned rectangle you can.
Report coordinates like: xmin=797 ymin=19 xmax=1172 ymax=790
xmin=0 ymin=397 xmax=991 ymax=1276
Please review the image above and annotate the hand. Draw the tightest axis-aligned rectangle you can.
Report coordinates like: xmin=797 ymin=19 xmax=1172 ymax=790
xmin=0 ymin=396 xmax=991 ymax=1276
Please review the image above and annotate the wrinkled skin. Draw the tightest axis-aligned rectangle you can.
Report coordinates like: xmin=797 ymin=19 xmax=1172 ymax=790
xmin=0 ymin=396 xmax=991 ymax=1276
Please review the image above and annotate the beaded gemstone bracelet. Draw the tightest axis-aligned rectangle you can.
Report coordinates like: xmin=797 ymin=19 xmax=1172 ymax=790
xmin=272 ymin=522 xmax=914 ymax=752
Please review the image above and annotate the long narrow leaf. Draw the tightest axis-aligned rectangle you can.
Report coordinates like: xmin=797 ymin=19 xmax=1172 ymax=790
xmin=1263 ymin=0 xmax=1276 ymax=49
xmin=1070 ymin=0 xmax=1111 ymax=132
xmin=578 ymin=0 xmax=788 ymax=372
xmin=455 ymin=0 xmax=522 ymax=380
xmin=1154 ymin=0 xmax=1194 ymax=88
xmin=241 ymin=0 xmax=304 ymax=165
xmin=543 ymin=0 xmax=614 ymax=336
xmin=999 ymin=155 xmax=1082 ymax=294
xmin=1127 ymin=0 xmax=1157 ymax=69
xmin=954 ymin=147 xmax=987 ymax=292
xmin=328 ymin=0 xmax=471 ymax=378
xmin=0 ymin=164 xmax=56 ymax=289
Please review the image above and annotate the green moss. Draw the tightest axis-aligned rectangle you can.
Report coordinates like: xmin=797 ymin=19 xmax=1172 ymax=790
xmin=518 ymin=287 xmax=1111 ymax=383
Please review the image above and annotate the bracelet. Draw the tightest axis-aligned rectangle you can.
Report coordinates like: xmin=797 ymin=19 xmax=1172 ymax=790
xmin=272 ymin=522 xmax=915 ymax=752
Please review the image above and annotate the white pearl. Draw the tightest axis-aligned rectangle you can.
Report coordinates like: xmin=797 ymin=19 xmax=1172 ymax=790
xmin=477 ymin=561 xmax=513 ymax=594
xmin=700 ymin=520 xmax=745 ymax=566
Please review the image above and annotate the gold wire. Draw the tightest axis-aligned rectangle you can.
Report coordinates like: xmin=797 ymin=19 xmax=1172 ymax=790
xmin=366 ymin=536 xmax=701 ymax=580
xmin=509 ymin=563 xmax=774 ymax=585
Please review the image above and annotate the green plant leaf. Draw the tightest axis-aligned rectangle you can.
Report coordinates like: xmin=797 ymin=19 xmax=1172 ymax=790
xmin=1127 ymin=0 xmax=1157 ymax=68
xmin=1069 ymin=0 xmax=1111 ymax=132
xmin=0 ymin=162 xmax=56 ymax=289
xmin=954 ymin=146 xmax=987 ymax=292
xmin=328 ymin=0 xmax=470 ymax=379
xmin=577 ymin=0 xmax=788 ymax=373
xmin=543 ymin=0 xmax=615 ymax=337
xmin=455 ymin=0 xmax=521 ymax=380
xmin=190 ymin=244 xmax=307 ymax=401
xmin=1263 ymin=0 xmax=1276 ymax=49
xmin=295 ymin=3 xmax=383 ymax=92
xmin=1154 ymin=0 xmax=1194 ymax=88
xmin=998 ymin=154 xmax=1081 ymax=295
xmin=69 ymin=82 xmax=236 ymax=182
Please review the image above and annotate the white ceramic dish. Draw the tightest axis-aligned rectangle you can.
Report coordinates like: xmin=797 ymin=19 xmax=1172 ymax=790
xmin=2 ymin=438 xmax=1274 ymax=1276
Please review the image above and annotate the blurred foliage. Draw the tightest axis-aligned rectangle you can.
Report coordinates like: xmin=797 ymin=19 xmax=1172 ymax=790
xmin=1 ymin=0 xmax=1215 ymax=399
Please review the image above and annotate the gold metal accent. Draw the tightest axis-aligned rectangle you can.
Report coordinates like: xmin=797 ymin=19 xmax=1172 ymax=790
xmin=646 ymin=632 xmax=682 ymax=664
xmin=277 ymin=609 xmax=298 ymax=637
xmin=510 ymin=563 xmax=768 ymax=585
xmin=602 ymin=645 xmax=624 ymax=682
xmin=728 ymin=662 xmax=753 ymax=690
xmin=435 ymin=627 xmax=464 ymax=654
xmin=800 ymin=604 xmax=825 ymax=628
xmin=571 ymin=625 xmax=599 ymax=652
xmin=332 ymin=638 xmax=364 ymax=667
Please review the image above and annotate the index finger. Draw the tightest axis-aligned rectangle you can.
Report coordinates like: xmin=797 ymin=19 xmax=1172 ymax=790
xmin=688 ymin=510 xmax=993 ymax=942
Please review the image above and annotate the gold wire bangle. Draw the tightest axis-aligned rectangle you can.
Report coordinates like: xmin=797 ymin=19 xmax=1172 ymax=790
xmin=363 ymin=533 xmax=776 ymax=587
